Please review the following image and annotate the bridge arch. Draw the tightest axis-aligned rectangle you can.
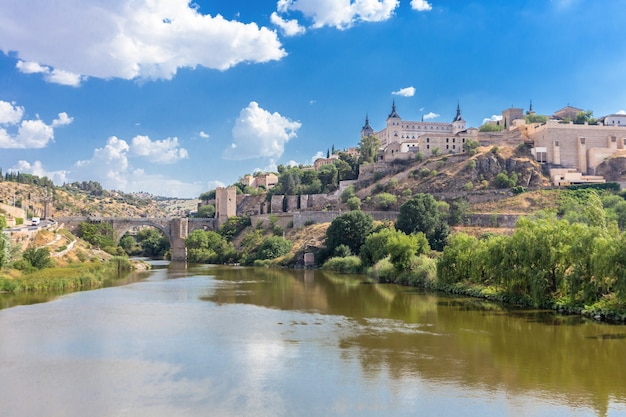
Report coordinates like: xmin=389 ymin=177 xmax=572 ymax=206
xmin=55 ymin=217 xmax=217 ymax=261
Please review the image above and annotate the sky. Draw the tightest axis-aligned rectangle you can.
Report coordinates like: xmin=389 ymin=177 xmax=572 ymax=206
xmin=1 ymin=0 xmax=625 ymax=198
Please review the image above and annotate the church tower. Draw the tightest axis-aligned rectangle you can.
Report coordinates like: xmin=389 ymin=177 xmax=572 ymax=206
xmin=451 ymin=102 xmax=466 ymax=134
xmin=384 ymin=100 xmax=402 ymax=146
xmin=361 ymin=114 xmax=374 ymax=138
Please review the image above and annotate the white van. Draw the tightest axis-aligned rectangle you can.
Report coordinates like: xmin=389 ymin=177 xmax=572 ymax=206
xmin=31 ymin=217 xmax=41 ymax=226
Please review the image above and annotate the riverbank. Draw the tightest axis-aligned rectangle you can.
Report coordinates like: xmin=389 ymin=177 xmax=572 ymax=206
xmin=0 ymin=257 xmax=143 ymax=293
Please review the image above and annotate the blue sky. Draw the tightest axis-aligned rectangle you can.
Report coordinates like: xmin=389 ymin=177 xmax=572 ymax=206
xmin=1 ymin=0 xmax=625 ymax=198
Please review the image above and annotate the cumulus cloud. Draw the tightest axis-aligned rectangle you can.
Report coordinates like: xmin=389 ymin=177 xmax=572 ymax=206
xmin=411 ymin=0 xmax=433 ymax=12
xmin=277 ymin=0 xmax=399 ymax=30
xmin=483 ymin=114 xmax=503 ymax=124
xmin=0 ymin=100 xmax=72 ymax=149
xmin=0 ymin=101 xmax=24 ymax=124
xmin=617 ymin=110 xmax=626 ymax=115
xmin=224 ymin=102 xmax=301 ymax=160
xmin=74 ymin=136 xmax=131 ymax=191
xmin=271 ymin=12 xmax=306 ymax=36
xmin=16 ymin=60 xmax=83 ymax=87
xmin=199 ymin=131 xmax=210 ymax=139
xmin=2 ymin=0 xmax=286 ymax=83
xmin=72 ymin=135 xmax=198 ymax=196
xmin=9 ymin=160 xmax=69 ymax=185
xmin=130 ymin=135 xmax=189 ymax=164
xmin=392 ymin=86 xmax=416 ymax=97
xmin=423 ymin=112 xmax=439 ymax=120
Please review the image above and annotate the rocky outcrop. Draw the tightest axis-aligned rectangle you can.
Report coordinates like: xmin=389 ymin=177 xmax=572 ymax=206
xmin=595 ymin=152 xmax=626 ymax=182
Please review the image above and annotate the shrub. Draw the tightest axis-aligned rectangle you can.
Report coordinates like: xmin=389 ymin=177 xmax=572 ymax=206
xmin=322 ymin=256 xmax=362 ymax=273
xmin=346 ymin=196 xmax=361 ymax=210
xmin=375 ymin=193 xmax=397 ymax=210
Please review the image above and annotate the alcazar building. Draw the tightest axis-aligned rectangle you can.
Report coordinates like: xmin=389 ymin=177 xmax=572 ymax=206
xmin=361 ymin=102 xmax=478 ymax=161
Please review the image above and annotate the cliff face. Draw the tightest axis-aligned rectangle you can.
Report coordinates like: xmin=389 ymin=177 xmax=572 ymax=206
xmin=595 ymin=152 xmax=626 ymax=183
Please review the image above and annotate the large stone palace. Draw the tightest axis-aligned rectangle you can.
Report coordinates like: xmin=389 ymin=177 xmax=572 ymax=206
xmin=361 ymin=102 xmax=477 ymax=161
xmin=361 ymin=101 xmax=626 ymax=186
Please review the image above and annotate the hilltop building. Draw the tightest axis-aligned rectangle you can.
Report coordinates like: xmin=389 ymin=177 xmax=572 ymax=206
xmin=240 ymin=173 xmax=278 ymax=190
xmin=361 ymin=102 xmax=477 ymax=161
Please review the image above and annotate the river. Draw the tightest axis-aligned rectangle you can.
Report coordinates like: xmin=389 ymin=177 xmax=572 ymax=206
xmin=0 ymin=262 xmax=625 ymax=417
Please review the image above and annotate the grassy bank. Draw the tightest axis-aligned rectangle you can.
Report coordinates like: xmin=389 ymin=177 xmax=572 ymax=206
xmin=0 ymin=257 xmax=133 ymax=293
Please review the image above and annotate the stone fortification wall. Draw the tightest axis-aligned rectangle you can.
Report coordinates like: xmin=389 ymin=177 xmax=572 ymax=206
xmin=285 ymin=195 xmax=299 ymax=212
xmin=271 ymin=195 xmax=284 ymax=213
xmin=250 ymin=213 xmax=294 ymax=229
xmin=293 ymin=211 xmax=400 ymax=228
xmin=358 ymin=162 xmax=397 ymax=182
xmin=460 ymin=214 xmax=519 ymax=228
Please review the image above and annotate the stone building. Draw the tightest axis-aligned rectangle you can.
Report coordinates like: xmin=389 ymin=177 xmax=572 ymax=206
xmin=362 ymin=102 xmax=476 ymax=160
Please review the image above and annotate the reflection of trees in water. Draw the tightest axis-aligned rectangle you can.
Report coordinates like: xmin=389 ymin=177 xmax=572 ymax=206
xmin=200 ymin=266 xmax=626 ymax=416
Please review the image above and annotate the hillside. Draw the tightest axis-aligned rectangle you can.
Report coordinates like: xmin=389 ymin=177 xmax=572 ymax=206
xmin=0 ymin=181 xmax=199 ymax=219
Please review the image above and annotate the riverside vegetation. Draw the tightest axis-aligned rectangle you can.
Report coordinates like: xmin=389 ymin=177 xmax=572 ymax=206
xmin=4 ymin=144 xmax=626 ymax=320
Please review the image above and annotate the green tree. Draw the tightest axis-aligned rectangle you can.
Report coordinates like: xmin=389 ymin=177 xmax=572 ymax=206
xmin=358 ymin=135 xmax=381 ymax=164
xmin=479 ymin=123 xmax=502 ymax=132
xmin=346 ymin=196 xmax=361 ymax=211
xmin=463 ymin=139 xmax=480 ymax=155
xmin=22 ymin=246 xmax=53 ymax=269
xmin=326 ymin=211 xmax=374 ymax=256
xmin=396 ymin=194 xmax=449 ymax=251
xmin=360 ymin=226 xmax=396 ymax=267
xmin=196 ymin=204 xmax=216 ymax=218
xmin=199 ymin=190 xmax=216 ymax=201
xmin=387 ymin=231 xmax=430 ymax=272
xmin=317 ymin=164 xmax=339 ymax=192
xmin=185 ymin=230 xmax=237 ymax=264
xmin=375 ymin=193 xmax=397 ymax=210
xmin=137 ymin=228 xmax=170 ymax=257
xmin=574 ymin=110 xmax=597 ymax=125
xmin=78 ymin=222 xmax=117 ymax=249
xmin=526 ymin=114 xmax=548 ymax=124
xmin=256 ymin=236 xmax=293 ymax=260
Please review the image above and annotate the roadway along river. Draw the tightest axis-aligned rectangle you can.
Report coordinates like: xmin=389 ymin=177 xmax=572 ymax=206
xmin=1 ymin=262 xmax=625 ymax=417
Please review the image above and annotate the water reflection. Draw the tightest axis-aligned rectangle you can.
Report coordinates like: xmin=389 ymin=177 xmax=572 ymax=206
xmin=202 ymin=266 xmax=626 ymax=417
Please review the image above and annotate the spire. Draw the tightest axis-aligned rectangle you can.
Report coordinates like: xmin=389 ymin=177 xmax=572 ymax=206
xmin=527 ymin=99 xmax=535 ymax=115
xmin=362 ymin=113 xmax=372 ymax=131
xmin=387 ymin=100 xmax=400 ymax=119
xmin=453 ymin=101 xmax=464 ymax=122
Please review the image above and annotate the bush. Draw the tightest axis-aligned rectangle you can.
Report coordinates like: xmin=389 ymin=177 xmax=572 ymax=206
xmin=346 ymin=196 xmax=361 ymax=210
xmin=375 ymin=193 xmax=397 ymax=210
xmin=322 ymin=256 xmax=362 ymax=274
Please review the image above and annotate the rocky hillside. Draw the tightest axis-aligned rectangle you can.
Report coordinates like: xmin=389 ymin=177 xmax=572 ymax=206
xmin=0 ymin=181 xmax=198 ymax=219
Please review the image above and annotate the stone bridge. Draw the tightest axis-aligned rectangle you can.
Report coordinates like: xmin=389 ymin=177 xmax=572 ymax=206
xmin=55 ymin=217 xmax=217 ymax=261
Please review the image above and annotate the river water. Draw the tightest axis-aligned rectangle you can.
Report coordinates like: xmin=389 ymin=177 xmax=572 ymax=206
xmin=0 ymin=263 xmax=625 ymax=417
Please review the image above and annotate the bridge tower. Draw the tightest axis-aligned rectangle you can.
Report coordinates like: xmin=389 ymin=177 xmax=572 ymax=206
xmin=215 ymin=186 xmax=237 ymax=226
xmin=170 ymin=218 xmax=189 ymax=262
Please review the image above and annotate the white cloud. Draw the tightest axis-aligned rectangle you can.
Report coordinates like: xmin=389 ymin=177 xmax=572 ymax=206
xmin=482 ymin=114 xmax=503 ymax=124
xmin=0 ymin=100 xmax=24 ymax=125
xmin=16 ymin=60 xmax=83 ymax=86
xmin=9 ymin=160 xmax=69 ymax=184
xmin=199 ymin=131 xmax=210 ymax=139
xmin=423 ymin=112 xmax=439 ymax=120
xmin=1 ymin=0 xmax=286 ymax=83
xmin=72 ymin=135 xmax=200 ymax=197
xmin=310 ymin=151 xmax=325 ymax=164
xmin=278 ymin=0 xmax=399 ymax=30
xmin=224 ymin=102 xmax=301 ymax=160
xmin=52 ymin=112 xmax=73 ymax=127
xmin=74 ymin=136 xmax=131 ymax=191
xmin=392 ymin=86 xmax=415 ymax=97
xmin=130 ymin=135 xmax=189 ymax=164
xmin=16 ymin=60 xmax=48 ymax=74
xmin=0 ymin=100 xmax=72 ymax=149
xmin=411 ymin=0 xmax=433 ymax=12
xmin=270 ymin=12 xmax=306 ymax=36
xmin=616 ymin=110 xmax=626 ymax=115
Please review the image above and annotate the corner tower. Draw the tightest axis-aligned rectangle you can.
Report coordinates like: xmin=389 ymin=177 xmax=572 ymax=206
xmin=452 ymin=102 xmax=466 ymax=134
